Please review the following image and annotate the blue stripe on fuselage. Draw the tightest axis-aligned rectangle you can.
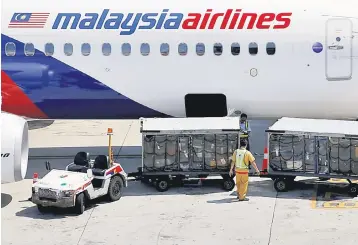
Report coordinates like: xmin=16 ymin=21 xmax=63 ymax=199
xmin=1 ymin=34 xmax=169 ymax=119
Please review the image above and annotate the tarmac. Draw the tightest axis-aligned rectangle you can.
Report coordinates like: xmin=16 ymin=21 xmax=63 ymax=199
xmin=2 ymin=119 xmax=358 ymax=245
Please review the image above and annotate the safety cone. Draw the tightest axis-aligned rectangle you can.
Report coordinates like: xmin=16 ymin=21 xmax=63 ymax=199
xmin=33 ymin=173 xmax=38 ymax=184
xmin=261 ymin=147 xmax=269 ymax=174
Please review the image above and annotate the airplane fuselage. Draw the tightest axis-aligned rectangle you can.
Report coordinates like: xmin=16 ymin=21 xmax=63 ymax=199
xmin=1 ymin=0 xmax=358 ymax=120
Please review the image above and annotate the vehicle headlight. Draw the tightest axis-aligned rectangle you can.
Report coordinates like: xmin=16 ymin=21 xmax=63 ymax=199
xmin=63 ymin=190 xmax=75 ymax=197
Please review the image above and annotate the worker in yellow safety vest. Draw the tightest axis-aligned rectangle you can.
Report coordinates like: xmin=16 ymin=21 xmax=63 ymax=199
xmin=229 ymin=139 xmax=260 ymax=201
xmin=239 ymin=113 xmax=251 ymax=151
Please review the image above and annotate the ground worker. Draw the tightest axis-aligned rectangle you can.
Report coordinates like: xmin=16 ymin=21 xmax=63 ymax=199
xmin=229 ymin=139 xmax=260 ymax=201
xmin=239 ymin=113 xmax=251 ymax=151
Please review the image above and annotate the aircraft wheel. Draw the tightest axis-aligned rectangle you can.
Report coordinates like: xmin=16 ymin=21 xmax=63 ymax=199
xmin=108 ymin=176 xmax=124 ymax=201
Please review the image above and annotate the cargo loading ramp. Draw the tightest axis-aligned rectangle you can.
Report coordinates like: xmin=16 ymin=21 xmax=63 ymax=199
xmin=265 ymin=117 xmax=358 ymax=193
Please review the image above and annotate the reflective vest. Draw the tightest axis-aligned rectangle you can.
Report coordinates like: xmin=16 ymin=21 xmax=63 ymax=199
xmin=235 ymin=149 xmax=249 ymax=169
xmin=241 ymin=121 xmax=249 ymax=138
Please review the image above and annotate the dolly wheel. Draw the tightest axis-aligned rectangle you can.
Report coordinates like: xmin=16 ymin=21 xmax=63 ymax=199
xmin=75 ymin=193 xmax=85 ymax=215
xmin=222 ymin=178 xmax=235 ymax=191
xmin=274 ymin=178 xmax=288 ymax=192
xmin=155 ymin=179 xmax=170 ymax=192
xmin=348 ymin=185 xmax=358 ymax=197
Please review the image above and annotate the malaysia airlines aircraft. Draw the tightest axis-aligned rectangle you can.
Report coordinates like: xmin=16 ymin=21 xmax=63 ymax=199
xmin=1 ymin=0 xmax=358 ymax=183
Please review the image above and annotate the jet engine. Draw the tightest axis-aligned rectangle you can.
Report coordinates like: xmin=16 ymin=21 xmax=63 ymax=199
xmin=1 ymin=113 xmax=29 ymax=184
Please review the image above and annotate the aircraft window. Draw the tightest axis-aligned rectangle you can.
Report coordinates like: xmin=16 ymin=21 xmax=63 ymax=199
xmin=81 ymin=43 xmax=91 ymax=56
xmin=160 ymin=43 xmax=169 ymax=56
xmin=196 ymin=43 xmax=205 ymax=56
xmin=24 ymin=43 xmax=35 ymax=56
xmin=45 ymin=43 xmax=54 ymax=56
xmin=231 ymin=43 xmax=240 ymax=55
xmin=178 ymin=43 xmax=187 ymax=56
xmin=213 ymin=43 xmax=222 ymax=56
xmin=5 ymin=42 xmax=16 ymax=56
xmin=266 ymin=42 xmax=276 ymax=55
xmin=122 ymin=43 xmax=131 ymax=56
xmin=249 ymin=42 xmax=258 ymax=55
xmin=64 ymin=43 xmax=73 ymax=56
xmin=102 ymin=43 xmax=111 ymax=56
xmin=141 ymin=43 xmax=150 ymax=56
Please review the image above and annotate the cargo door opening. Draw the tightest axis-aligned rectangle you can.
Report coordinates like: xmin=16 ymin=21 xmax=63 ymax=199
xmin=184 ymin=94 xmax=227 ymax=117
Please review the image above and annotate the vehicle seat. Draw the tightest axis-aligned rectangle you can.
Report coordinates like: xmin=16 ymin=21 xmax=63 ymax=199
xmin=92 ymin=155 xmax=110 ymax=176
xmin=67 ymin=152 xmax=90 ymax=173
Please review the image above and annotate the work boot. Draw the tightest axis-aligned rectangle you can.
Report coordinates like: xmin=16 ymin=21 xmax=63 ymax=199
xmin=239 ymin=198 xmax=249 ymax=201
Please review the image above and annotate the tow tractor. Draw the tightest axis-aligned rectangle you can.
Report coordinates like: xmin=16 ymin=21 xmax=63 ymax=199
xmin=31 ymin=128 xmax=128 ymax=214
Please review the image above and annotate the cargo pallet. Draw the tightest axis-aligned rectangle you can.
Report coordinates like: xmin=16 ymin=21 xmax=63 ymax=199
xmin=261 ymin=117 xmax=358 ymax=196
xmin=128 ymin=117 xmax=243 ymax=192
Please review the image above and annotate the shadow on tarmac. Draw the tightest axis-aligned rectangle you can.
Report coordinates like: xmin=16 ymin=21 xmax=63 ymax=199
xmin=14 ymin=178 xmax=357 ymax=219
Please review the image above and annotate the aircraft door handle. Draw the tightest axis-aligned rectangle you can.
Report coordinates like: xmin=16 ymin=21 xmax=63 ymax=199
xmin=328 ymin=45 xmax=343 ymax=50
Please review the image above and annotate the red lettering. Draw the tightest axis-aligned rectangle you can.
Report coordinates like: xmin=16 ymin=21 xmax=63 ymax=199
xmin=208 ymin=13 xmax=224 ymax=29
xmin=182 ymin=13 xmax=201 ymax=29
xmin=220 ymin=9 xmax=233 ymax=29
xmin=199 ymin=9 xmax=212 ymax=29
xmin=238 ymin=13 xmax=257 ymax=29
xmin=256 ymin=13 xmax=275 ymax=29
xmin=229 ymin=9 xmax=241 ymax=29
xmin=274 ymin=12 xmax=292 ymax=29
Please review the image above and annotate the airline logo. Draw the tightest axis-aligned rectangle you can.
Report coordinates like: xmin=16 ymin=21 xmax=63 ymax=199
xmin=9 ymin=13 xmax=50 ymax=28
xmin=52 ymin=9 xmax=292 ymax=35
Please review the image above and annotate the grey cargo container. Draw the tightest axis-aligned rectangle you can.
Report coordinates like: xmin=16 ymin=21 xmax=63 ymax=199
xmin=138 ymin=117 xmax=242 ymax=191
xmin=265 ymin=117 xmax=358 ymax=194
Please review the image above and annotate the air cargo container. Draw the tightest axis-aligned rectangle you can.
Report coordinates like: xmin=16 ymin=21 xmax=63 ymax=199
xmin=265 ymin=117 xmax=358 ymax=196
xmin=132 ymin=117 xmax=242 ymax=192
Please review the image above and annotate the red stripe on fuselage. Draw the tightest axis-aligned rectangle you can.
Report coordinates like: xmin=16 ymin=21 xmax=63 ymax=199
xmin=1 ymin=70 xmax=47 ymax=118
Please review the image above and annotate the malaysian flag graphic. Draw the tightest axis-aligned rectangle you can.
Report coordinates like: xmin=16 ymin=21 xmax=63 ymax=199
xmin=8 ymin=13 xmax=50 ymax=28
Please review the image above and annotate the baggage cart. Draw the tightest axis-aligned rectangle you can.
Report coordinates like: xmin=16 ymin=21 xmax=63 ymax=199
xmin=130 ymin=117 xmax=242 ymax=192
xmin=265 ymin=117 xmax=358 ymax=196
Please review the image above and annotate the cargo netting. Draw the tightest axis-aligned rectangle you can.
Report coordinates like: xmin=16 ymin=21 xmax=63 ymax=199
xmin=269 ymin=134 xmax=358 ymax=176
xmin=143 ymin=134 xmax=239 ymax=172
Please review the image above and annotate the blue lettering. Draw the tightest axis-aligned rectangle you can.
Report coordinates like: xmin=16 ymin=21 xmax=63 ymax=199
xmin=79 ymin=13 xmax=98 ymax=29
xmin=52 ymin=9 xmax=184 ymax=34
xmin=52 ymin=13 xmax=81 ymax=29
xmin=155 ymin=9 xmax=169 ymax=29
xmin=164 ymin=13 xmax=183 ymax=29
xmin=139 ymin=13 xmax=158 ymax=29
xmin=96 ymin=9 xmax=109 ymax=29
xmin=104 ymin=13 xmax=123 ymax=29
xmin=120 ymin=13 xmax=142 ymax=35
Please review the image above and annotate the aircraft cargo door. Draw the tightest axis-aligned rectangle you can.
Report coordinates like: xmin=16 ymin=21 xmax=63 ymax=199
xmin=325 ymin=18 xmax=353 ymax=81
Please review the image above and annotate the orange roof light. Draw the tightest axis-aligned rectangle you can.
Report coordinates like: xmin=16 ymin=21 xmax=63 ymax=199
xmin=107 ymin=128 xmax=113 ymax=134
